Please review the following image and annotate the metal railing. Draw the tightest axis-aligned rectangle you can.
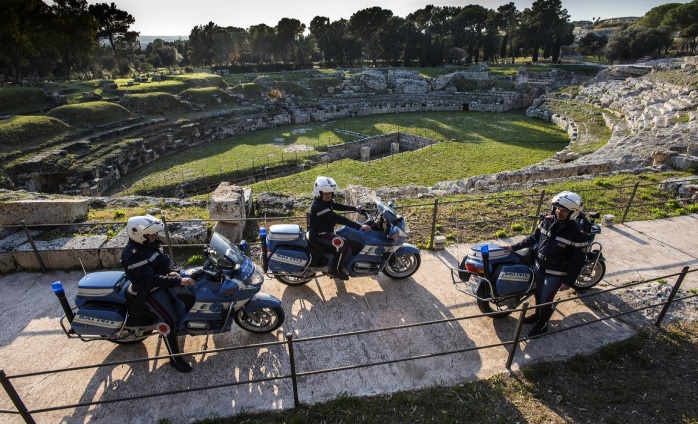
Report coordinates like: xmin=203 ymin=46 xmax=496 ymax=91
xmin=1 ymin=177 xmax=696 ymax=272
xmin=1 ymin=266 xmax=695 ymax=423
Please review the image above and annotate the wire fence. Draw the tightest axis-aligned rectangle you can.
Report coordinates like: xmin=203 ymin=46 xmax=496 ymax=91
xmin=1 ymin=266 xmax=695 ymax=423
xmin=1 ymin=177 xmax=696 ymax=273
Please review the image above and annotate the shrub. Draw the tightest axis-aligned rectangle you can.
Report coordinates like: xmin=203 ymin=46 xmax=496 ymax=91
xmin=495 ymin=229 xmax=508 ymax=238
xmin=187 ymin=254 xmax=205 ymax=266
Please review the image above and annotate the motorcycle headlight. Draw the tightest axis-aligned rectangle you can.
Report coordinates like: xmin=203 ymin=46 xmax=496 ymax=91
xmin=250 ymin=269 xmax=265 ymax=286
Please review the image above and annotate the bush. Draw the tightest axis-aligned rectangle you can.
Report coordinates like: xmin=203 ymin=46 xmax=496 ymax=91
xmin=187 ymin=254 xmax=205 ymax=266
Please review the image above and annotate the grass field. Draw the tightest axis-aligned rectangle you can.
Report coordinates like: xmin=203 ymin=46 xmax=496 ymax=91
xmin=109 ymin=111 xmax=573 ymax=196
xmin=198 ymin=323 xmax=698 ymax=424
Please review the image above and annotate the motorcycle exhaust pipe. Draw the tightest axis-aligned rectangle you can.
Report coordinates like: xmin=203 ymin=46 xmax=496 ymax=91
xmin=259 ymin=227 xmax=269 ymax=272
xmin=51 ymin=281 xmax=75 ymax=323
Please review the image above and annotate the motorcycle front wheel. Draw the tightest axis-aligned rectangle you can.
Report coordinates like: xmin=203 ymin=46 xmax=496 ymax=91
xmin=382 ymin=253 xmax=421 ymax=279
xmin=573 ymin=259 xmax=606 ymax=290
xmin=475 ymin=283 xmax=514 ymax=319
xmin=234 ymin=306 xmax=285 ymax=333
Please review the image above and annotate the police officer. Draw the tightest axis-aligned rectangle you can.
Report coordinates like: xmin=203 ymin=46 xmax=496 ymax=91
xmin=121 ymin=215 xmax=196 ymax=372
xmin=308 ymin=176 xmax=371 ymax=280
xmin=501 ymin=191 xmax=590 ymax=337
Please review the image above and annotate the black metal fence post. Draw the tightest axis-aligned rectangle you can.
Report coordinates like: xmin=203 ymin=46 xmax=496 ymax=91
xmin=0 ymin=370 xmax=35 ymax=424
xmin=286 ymin=333 xmax=299 ymax=408
xmin=428 ymin=198 xmax=439 ymax=250
xmin=20 ymin=220 xmax=46 ymax=273
xmin=160 ymin=215 xmax=174 ymax=259
xmin=532 ymin=191 xmax=546 ymax=232
xmin=621 ymin=182 xmax=640 ymax=224
xmin=654 ymin=266 xmax=689 ymax=328
xmin=506 ymin=302 xmax=529 ymax=370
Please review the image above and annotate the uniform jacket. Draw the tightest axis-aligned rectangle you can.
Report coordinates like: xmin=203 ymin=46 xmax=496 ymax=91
xmin=120 ymin=239 xmax=182 ymax=293
xmin=308 ymin=198 xmax=361 ymax=235
xmin=511 ymin=215 xmax=590 ymax=286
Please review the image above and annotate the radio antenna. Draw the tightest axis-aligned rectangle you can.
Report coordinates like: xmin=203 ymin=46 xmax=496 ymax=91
xmin=78 ymin=257 xmax=87 ymax=276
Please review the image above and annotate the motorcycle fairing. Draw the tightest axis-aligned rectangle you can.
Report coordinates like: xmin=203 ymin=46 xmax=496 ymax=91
xmin=70 ymin=302 xmax=126 ymax=337
xmin=242 ymin=292 xmax=283 ymax=312
xmin=494 ymin=264 xmax=534 ymax=296
xmin=268 ymin=246 xmax=311 ymax=273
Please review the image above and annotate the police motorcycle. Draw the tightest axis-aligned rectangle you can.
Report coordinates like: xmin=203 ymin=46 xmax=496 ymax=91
xmin=52 ymin=232 xmax=285 ymax=344
xmin=452 ymin=211 xmax=605 ymax=318
xmin=259 ymin=198 xmax=421 ymax=286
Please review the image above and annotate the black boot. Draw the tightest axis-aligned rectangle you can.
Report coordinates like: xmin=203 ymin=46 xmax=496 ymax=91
xmin=165 ymin=332 xmax=192 ymax=373
xmin=528 ymin=307 xmax=554 ymax=338
xmin=330 ymin=253 xmax=349 ymax=280
xmin=523 ymin=313 xmax=539 ymax=324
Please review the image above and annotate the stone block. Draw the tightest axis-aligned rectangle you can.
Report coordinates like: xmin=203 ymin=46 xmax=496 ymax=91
xmin=209 ymin=183 xmax=246 ymax=220
xmin=433 ymin=235 xmax=447 ymax=249
xmin=209 ymin=182 xmax=247 ymax=241
xmin=99 ymin=227 xmax=130 ymax=269
xmin=0 ymin=252 xmax=16 ymax=274
xmin=601 ymin=214 xmax=616 ymax=227
xmin=360 ymin=146 xmax=371 ymax=162
xmin=0 ymin=199 xmax=90 ymax=225
xmin=14 ymin=236 xmax=106 ymax=271
xmin=211 ymin=221 xmax=243 ymax=243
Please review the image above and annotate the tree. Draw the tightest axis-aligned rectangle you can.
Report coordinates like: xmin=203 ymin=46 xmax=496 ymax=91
xmin=578 ymin=32 xmax=608 ymax=60
xmin=349 ymin=7 xmax=393 ymax=65
xmin=518 ymin=0 xmax=571 ymax=63
xmin=248 ymin=24 xmax=276 ymax=64
xmin=276 ymin=18 xmax=305 ymax=65
xmin=188 ymin=22 xmax=216 ymax=67
xmin=636 ymin=3 xmax=682 ymax=28
xmin=310 ymin=16 xmax=330 ymax=63
xmin=377 ymin=16 xmax=407 ymax=65
xmin=0 ymin=0 xmax=58 ymax=83
xmin=50 ymin=0 xmax=97 ymax=79
xmin=604 ymin=26 xmax=673 ymax=62
xmin=496 ymin=2 xmax=521 ymax=64
xmin=324 ymin=19 xmax=361 ymax=66
xmin=88 ymin=2 xmax=136 ymax=74
xmin=662 ymin=1 xmax=698 ymax=53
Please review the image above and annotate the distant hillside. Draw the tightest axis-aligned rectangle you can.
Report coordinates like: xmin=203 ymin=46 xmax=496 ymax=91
xmin=138 ymin=35 xmax=188 ymax=47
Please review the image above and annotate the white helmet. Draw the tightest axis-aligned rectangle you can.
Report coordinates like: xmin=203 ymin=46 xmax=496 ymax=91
xmin=551 ymin=191 xmax=583 ymax=219
xmin=313 ymin=176 xmax=338 ymax=198
xmin=126 ymin=215 xmax=164 ymax=243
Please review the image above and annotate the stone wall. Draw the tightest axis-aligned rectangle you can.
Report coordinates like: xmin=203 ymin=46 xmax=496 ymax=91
xmin=0 ymin=184 xmax=249 ymax=273
xmin=47 ymin=89 xmax=533 ymax=197
xmin=319 ymin=132 xmax=440 ymax=162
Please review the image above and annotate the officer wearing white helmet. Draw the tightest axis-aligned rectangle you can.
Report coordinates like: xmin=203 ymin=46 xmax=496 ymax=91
xmin=308 ymin=176 xmax=371 ymax=280
xmin=500 ymin=191 xmax=590 ymax=337
xmin=120 ymin=215 xmax=196 ymax=372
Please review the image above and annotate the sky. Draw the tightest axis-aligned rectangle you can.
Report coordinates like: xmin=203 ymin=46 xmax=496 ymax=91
xmin=74 ymin=0 xmax=692 ymax=36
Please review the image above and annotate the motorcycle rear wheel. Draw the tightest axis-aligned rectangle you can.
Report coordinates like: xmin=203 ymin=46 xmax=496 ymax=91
xmin=475 ymin=284 xmax=514 ymax=318
xmin=234 ymin=306 xmax=285 ymax=333
xmin=275 ymin=273 xmax=315 ymax=286
xmin=382 ymin=253 xmax=421 ymax=279
xmin=573 ymin=259 xmax=606 ymax=290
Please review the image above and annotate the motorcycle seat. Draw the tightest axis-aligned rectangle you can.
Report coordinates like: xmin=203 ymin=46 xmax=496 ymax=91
xmin=514 ymin=247 xmax=536 ymax=267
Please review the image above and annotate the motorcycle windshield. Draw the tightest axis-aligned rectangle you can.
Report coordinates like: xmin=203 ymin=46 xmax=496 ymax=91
xmin=375 ymin=198 xmax=398 ymax=224
xmin=375 ymin=198 xmax=409 ymax=234
xmin=209 ymin=232 xmax=245 ymax=267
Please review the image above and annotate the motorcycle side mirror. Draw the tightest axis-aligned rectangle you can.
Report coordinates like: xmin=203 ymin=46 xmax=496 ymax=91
xmin=388 ymin=199 xmax=395 ymax=208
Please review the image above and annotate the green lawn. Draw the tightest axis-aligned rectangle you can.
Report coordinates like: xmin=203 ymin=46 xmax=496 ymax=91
xmin=109 ymin=111 xmax=570 ymax=196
